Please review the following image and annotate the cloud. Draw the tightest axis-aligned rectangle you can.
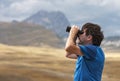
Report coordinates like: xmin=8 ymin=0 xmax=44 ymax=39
xmin=0 ymin=0 xmax=120 ymax=22
xmin=0 ymin=0 xmax=59 ymax=21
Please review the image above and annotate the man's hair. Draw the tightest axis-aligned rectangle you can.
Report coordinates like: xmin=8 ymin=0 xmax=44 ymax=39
xmin=81 ymin=23 xmax=104 ymax=46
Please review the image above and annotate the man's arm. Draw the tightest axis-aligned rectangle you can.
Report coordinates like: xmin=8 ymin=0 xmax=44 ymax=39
xmin=65 ymin=26 xmax=83 ymax=56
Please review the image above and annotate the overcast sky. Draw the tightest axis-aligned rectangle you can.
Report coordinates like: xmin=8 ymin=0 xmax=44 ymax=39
xmin=0 ymin=0 xmax=120 ymax=36
xmin=0 ymin=0 xmax=120 ymax=21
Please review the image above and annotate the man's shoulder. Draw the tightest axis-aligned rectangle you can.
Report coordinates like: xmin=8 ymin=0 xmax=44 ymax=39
xmin=79 ymin=44 xmax=99 ymax=50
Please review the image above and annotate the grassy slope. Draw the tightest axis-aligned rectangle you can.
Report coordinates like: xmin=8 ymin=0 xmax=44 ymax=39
xmin=0 ymin=44 xmax=119 ymax=81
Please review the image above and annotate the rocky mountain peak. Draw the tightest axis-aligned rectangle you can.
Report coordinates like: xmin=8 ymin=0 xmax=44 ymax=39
xmin=23 ymin=10 xmax=70 ymax=38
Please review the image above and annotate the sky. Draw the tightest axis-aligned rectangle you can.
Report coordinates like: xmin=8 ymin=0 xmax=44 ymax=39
xmin=0 ymin=0 xmax=120 ymax=36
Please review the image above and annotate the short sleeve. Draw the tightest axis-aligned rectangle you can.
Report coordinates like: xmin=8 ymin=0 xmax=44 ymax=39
xmin=79 ymin=45 xmax=97 ymax=60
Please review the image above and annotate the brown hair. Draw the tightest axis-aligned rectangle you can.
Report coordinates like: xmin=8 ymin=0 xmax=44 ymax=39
xmin=81 ymin=23 xmax=104 ymax=46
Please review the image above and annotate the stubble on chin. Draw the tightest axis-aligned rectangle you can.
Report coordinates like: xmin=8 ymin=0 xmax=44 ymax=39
xmin=77 ymin=39 xmax=84 ymax=45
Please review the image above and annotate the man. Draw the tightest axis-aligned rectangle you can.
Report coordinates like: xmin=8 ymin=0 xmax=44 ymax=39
xmin=65 ymin=23 xmax=105 ymax=81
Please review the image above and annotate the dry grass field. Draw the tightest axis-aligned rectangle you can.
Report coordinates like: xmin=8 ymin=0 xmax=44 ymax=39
xmin=0 ymin=44 xmax=119 ymax=81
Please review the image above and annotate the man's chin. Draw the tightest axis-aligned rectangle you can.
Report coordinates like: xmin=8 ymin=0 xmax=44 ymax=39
xmin=77 ymin=40 xmax=84 ymax=45
xmin=78 ymin=42 xmax=84 ymax=45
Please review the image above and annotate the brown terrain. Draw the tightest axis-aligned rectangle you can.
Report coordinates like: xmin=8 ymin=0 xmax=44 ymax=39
xmin=0 ymin=44 xmax=119 ymax=81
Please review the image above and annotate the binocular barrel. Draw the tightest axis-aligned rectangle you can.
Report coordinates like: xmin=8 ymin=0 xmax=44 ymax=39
xmin=66 ymin=26 xmax=83 ymax=34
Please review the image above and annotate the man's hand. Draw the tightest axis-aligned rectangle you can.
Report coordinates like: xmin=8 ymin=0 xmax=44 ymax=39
xmin=69 ymin=25 xmax=79 ymax=39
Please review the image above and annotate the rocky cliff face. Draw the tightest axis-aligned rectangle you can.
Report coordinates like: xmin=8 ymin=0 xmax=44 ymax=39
xmin=23 ymin=10 xmax=70 ymax=38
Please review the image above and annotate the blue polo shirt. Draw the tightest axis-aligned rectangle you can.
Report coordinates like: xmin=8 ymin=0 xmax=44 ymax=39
xmin=74 ymin=45 xmax=105 ymax=81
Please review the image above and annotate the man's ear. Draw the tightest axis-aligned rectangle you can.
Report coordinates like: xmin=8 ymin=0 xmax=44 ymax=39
xmin=87 ymin=35 xmax=92 ymax=40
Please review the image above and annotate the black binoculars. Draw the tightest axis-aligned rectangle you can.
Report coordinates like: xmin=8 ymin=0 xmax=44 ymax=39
xmin=66 ymin=26 xmax=83 ymax=34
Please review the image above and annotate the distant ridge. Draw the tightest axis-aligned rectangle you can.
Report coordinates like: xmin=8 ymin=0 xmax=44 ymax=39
xmin=102 ymin=36 xmax=120 ymax=52
xmin=0 ymin=22 xmax=64 ymax=48
xmin=22 ymin=10 xmax=70 ymax=38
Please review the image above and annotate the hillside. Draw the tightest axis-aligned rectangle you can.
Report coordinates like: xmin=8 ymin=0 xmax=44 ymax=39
xmin=0 ymin=22 xmax=64 ymax=48
xmin=0 ymin=21 xmax=119 ymax=50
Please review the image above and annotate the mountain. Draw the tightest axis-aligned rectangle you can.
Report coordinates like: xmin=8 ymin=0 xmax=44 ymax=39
xmin=0 ymin=22 xmax=64 ymax=48
xmin=22 ymin=10 xmax=70 ymax=38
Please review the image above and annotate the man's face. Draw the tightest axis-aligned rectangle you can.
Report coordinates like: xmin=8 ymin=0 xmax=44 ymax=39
xmin=78 ymin=29 xmax=91 ymax=45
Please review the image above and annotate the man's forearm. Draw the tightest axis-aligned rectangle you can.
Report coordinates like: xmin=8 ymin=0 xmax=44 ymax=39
xmin=65 ymin=30 xmax=77 ymax=48
xmin=65 ymin=26 xmax=83 ymax=56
